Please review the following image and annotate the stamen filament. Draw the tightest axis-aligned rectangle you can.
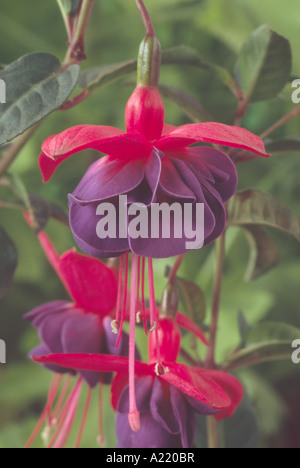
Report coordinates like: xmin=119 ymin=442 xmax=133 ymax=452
xmin=116 ymin=251 xmax=129 ymax=348
xmin=53 ymin=378 xmax=83 ymax=448
xmin=115 ymin=254 xmax=124 ymax=325
xmin=148 ymin=258 xmax=163 ymax=367
xmin=97 ymin=383 xmax=105 ymax=447
xmin=141 ymin=257 xmax=147 ymax=335
xmin=24 ymin=374 xmax=63 ymax=448
xmin=75 ymin=387 xmax=92 ymax=448
xmin=128 ymin=253 xmax=140 ymax=432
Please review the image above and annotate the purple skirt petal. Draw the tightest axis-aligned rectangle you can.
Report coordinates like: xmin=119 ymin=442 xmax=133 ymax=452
xmin=61 ymin=313 xmax=103 ymax=388
xmin=170 ymin=385 xmax=195 ymax=449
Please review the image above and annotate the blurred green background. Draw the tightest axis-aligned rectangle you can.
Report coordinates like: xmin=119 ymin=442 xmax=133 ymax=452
xmin=0 ymin=0 xmax=299 ymax=448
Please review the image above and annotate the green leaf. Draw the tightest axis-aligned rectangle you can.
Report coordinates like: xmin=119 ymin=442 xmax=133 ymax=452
xmin=0 ymin=53 xmax=80 ymax=146
xmin=0 ymin=225 xmax=18 ymax=299
xmin=175 ymin=278 xmax=206 ymax=324
xmin=224 ymin=322 xmax=300 ymax=368
xmin=265 ymin=137 xmax=300 ymax=154
xmin=228 ymin=190 xmax=300 ymax=242
xmin=235 ymin=25 xmax=292 ymax=102
xmin=79 ymin=45 xmax=238 ymax=96
xmin=78 ymin=61 xmax=137 ymax=92
xmin=60 ymin=0 xmax=81 ymax=16
xmin=158 ymin=83 xmax=210 ymax=122
xmin=238 ymin=310 xmax=252 ymax=347
xmin=243 ymin=226 xmax=281 ymax=281
xmin=27 ymin=194 xmax=69 ymax=233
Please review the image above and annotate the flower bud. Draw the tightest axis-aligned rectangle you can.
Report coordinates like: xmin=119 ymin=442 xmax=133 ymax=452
xmin=125 ymin=35 xmax=164 ymax=141
xmin=148 ymin=318 xmax=181 ymax=364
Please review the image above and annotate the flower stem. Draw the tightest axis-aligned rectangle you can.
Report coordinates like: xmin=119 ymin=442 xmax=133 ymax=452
xmin=207 ymin=416 xmax=220 ymax=449
xmin=205 ymin=233 xmax=226 ymax=369
xmin=168 ymin=254 xmax=185 ymax=285
xmin=64 ymin=0 xmax=95 ymax=64
xmin=260 ymin=105 xmax=300 ymax=140
xmin=135 ymin=0 xmax=156 ymax=36
xmin=0 ymin=124 xmax=40 ymax=177
xmin=56 ymin=0 xmax=74 ymax=41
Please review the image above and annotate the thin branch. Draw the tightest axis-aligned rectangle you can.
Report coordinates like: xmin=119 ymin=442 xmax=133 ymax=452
xmin=135 ymin=0 xmax=156 ymax=36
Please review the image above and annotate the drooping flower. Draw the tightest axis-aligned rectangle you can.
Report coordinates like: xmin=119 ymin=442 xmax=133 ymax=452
xmin=39 ymin=32 xmax=269 ymax=259
xmin=23 ymin=230 xmax=133 ymax=447
xmin=34 ymin=317 xmax=243 ymax=448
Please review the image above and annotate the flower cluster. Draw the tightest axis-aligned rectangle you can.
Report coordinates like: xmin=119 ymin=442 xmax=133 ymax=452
xmin=25 ymin=0 xmax=270 ymax=449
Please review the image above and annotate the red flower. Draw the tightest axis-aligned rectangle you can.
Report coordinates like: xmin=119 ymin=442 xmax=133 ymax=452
xmin=34 ymin=317 xmax=243 ymax=448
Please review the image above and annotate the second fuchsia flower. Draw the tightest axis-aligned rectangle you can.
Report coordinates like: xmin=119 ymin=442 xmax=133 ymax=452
xmin=35 ymin=317 xmax=244 ymax=448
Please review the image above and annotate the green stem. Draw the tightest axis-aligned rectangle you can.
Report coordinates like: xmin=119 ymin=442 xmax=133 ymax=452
xmin=56 ymin=0 xmax=73 ymax=40
xmin=0 ymin=124 xmax=40 ymax=177
xmin=168 ymin=254 xmax=185 ymax=285
xmin=260 ymin=105 xmax=300 ymax=140
xmin=207 ymin=416 xmax=220 ymax=449
xmin=64 ymin=0 xmax=95 ymax=64
xmin=205 ymin=233 xmax=226 ymax=369
xmin=135 ymin=0 xmax=156 ymax=36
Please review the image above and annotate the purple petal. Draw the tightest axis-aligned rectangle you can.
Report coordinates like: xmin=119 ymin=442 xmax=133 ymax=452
xmin=39 ymin=309 xmax=80 ymax=353
xmin=71 ymin=157 xmax=145 ymax=205
xmin=61 ymin=313 xmax=103 ymax=388
xmin=29 ymin=343 xmax=75 ymax=375
xmin=170 ymin=385 xmax=195 ymax=449
xmin=69 ymin=200 xmax=129 ymax=259
xmin=116 ymin=411 xmax=182 ymax=449
xmin=117 ymin=376 xmax=154 ymax=414
xmin=184 ymin=147 xmax=238 ymax=202
xmin=159 ymin=158 xmax=195 ymax=201
xmin=116 ymin=377 xmax=182 ymax=448
xmin=185 ymin=394 xmax=220 ymax=416
xmin=24 ymin=301 xmax=72 ymax=327
xmin=150 ymin=378 xmax=180 ymax=434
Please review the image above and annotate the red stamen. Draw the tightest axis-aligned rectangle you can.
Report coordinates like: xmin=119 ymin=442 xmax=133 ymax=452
xmin=47 ymin=377 xmax=82 ymax=448
xmin=97 ymin=383 xmax=106 ymax=447
xmin=75 ymin=387 xmax=92 ymax=448
xmin=115 ymin=254 xmax=124 ymax=325
xmin=141 ymin=257 xmax=147 ymax=335
xmin=148 ymin=258 xmax=163 ymax=367
xmin=136 ymin=256 xmax=141 ymax=321
xmin=128 ymin=254 xmax=140 ymax=432
xmin=116 ymin=251 xmax=129 ymax=348
xmin=24 ymin=374 xmax=63 ymax=448
xmin=52 ymin=374 xmax=73 ymax=422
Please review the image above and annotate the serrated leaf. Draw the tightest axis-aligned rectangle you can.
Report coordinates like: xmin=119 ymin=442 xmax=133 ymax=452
xmin=235 ymin=25 xmax=292 ymax=102
xmin=79 ymin=45 xmax=238 ymax=96
xmin=0 ymin=226 xmax=18 ymax=299
xmin=175 ymin=278 xmax=206 ymax=324
xmin=0 ymin=53 xmax=80 ymax=146
xmin=228 ymin=190 xmax=300 ymax=241
xmin=243 ymin=226 xmax=281 ymax=281
xmin=224 ymin=322 xmax=300 ymax=368
xmin=158 ymin=83 xmax=210 ymax=122
xmin=265 ymin=137 xmax=300 ymax=154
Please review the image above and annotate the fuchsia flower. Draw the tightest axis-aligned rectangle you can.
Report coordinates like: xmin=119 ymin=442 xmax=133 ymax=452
xmin=39 ymin=28 xmax=269 ymax=259
xmin=34 ymin=317 xmax=243 ymax=448
xmin=39 ymin=116 xmax=269 ymax=259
